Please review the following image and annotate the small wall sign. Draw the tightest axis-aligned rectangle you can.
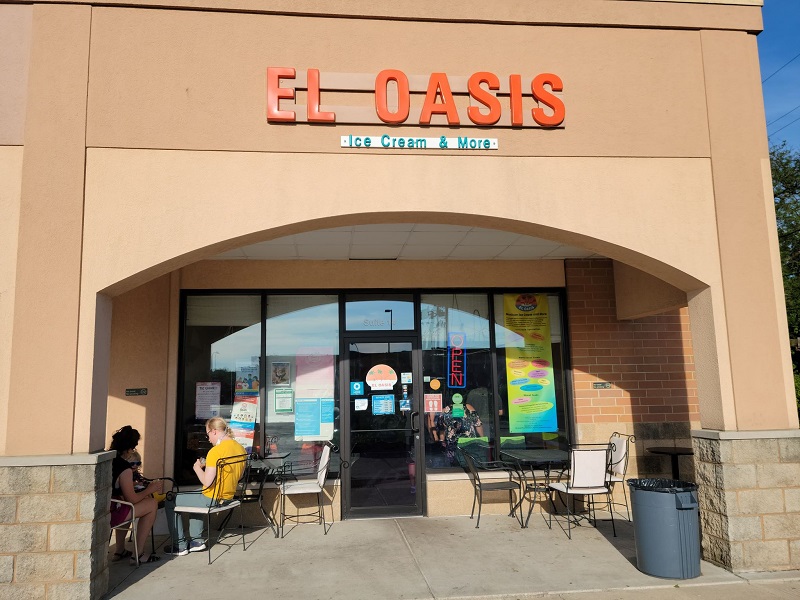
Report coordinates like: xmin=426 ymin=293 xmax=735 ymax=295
xmin=125 ymin=388 xmax=148 ymax=396
xmin=592 ymin=382 xmax=611 ymax=389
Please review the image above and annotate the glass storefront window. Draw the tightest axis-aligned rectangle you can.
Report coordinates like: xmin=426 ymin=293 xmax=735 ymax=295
xmin=494 ymin=293 xmax=569 ymax=450
xmin=178 ymin=290 xmax=569 ymax=483
xmin=179 ymin=295 xmax=261 ymax=483
xmin=421 ymin=294 xmax=493 ymax=468
xmin=264 ymin=295 xmax=340 ymax=468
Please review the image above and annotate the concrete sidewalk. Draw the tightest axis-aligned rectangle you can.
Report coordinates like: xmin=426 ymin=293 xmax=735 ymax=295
xmin=105 ymin=514 xmax=800 ymax=600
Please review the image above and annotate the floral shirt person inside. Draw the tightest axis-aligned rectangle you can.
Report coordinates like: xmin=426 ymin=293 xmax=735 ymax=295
xmin=436 ymin=403 xmax=484 ymax=465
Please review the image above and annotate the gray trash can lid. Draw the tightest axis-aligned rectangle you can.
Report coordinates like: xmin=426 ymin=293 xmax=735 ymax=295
xmin=627 ymin=478 xmax=697 ymax=493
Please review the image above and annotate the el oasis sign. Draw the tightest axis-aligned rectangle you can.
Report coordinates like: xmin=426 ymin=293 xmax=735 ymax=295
xmin=266 ymin=68 xmax=565 ymax=128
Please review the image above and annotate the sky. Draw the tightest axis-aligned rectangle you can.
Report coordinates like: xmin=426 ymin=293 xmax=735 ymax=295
xmin=758 ymin=0 xmax=800 ymax=151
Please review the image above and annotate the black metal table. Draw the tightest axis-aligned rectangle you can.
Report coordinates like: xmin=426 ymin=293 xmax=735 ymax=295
xmin=499 ymin=448 xmax=569 ymax=527
xmin=249 ymin=452 xmax=291 ymax=537
xmin=646 ymin=446 xmax=693 ymax=480
xmin=500 ymin=448 xmax=569 ymax=477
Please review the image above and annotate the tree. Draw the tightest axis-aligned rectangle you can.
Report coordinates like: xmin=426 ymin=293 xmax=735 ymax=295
xmin=770 ymin=142 xmax=800 ymax=416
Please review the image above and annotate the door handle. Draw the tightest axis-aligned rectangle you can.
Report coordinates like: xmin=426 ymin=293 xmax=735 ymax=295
xmin=411 ymin=411 xmax=420 ymax=433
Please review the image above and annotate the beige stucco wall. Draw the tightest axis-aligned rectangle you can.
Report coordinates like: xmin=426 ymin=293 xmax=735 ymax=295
xmin=0 ymin=5 xmax=30 ymax=145
xmin=105 ymin=276 xmax=171 ymax=475
xmin=2 ymin=0 xmax=795 ymax=462
xmin=0 ymin=147 xmax=23 ymax=455
xmin=8 ymin=4 xmax=92 ymax=456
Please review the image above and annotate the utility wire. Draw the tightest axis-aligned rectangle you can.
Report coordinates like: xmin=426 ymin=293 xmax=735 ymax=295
xmin=762 ymin=50 xmax=800 ymax=84
xmin=769 ymin=114 xmax=800 ymax=138
xmin=767 ymin=102 xmax=800 ymax=127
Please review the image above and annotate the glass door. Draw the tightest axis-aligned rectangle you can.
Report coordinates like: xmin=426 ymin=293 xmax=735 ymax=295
xmin=342 ymin=337 xmax=422 ymax=518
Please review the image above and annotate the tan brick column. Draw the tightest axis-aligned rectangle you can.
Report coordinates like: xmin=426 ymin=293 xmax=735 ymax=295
xmin=0 ymin=452 xmax=114 ymax=599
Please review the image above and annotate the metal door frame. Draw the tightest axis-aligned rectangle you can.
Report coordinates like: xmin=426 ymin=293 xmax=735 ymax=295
xmin=340 ymin=332 xmax=425 ymax=519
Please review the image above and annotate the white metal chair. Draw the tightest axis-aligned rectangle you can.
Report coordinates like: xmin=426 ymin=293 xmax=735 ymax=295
xmin=547 ymin=446 xmax=616 ymax=539
xmin=170 ymin=453 xmax=249 ymax=564
xmin=607 ymin=432 xmax=635 ymax=520
xmin=277 ymin=442 xmax=334 ymax=538
xmin=109 ymin=499 xmax=139 ymax=566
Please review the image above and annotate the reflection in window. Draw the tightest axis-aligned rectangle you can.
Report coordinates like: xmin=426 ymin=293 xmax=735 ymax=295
xmin=265 ymin=295 xmax=340 ymax=471
xmin=179 ymin=295 xmax=261 ymax=484
xmin=345 ymin=294 xmax=414 ymax=331
xmin=421 ymin=294 xmax=493 ymax=468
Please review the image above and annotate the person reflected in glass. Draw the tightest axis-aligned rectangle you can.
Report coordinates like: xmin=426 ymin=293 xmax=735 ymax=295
xmin=436 ymin=397 xmax=484 ymax=466
xmin=164 ymin=417 xmax=246 ymax=556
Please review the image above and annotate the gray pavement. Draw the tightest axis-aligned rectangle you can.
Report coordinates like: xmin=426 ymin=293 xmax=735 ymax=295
xmin=106 ymin=513 xmax=800 ymax=600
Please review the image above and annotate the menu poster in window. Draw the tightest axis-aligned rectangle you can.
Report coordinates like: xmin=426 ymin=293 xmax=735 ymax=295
xmin=230 ymin=390 xmax=258 ymax=452
xmin=372 ymin=394 xmax=395 ymax=415
xmin=503 ymin=293 xmax=558 ymax=433
xmin=195 ymin=382 xmax=221 ymax=419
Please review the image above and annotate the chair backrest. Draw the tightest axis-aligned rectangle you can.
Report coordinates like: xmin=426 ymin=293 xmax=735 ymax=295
xmin=460 ymin=449 xmax=481 ymax=486
xmin=316 ymin=443 xmax=332 ymax=489
xmin=210 ymin=453 xmax=249 ymax=505
xmin=608 ymin=432 xmax=634 ymax=477
xmin=569 ymin=447 xmax=610 ymax=489
xmin=457 ymin=438 xmax=492 ymax=466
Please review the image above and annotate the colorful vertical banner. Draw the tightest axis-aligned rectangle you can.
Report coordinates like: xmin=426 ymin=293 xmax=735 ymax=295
xmin=231 ymin=361 xmax=260 ymax=452
xmin=230 ymin=391 xmax=258 ymax=452
xmin=504 ymin=294 xmax=558 ymax=433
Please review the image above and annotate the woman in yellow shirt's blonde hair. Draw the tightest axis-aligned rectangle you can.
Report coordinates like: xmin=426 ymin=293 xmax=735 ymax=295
xmin=164 ymin=417 xmax=246 ymax=556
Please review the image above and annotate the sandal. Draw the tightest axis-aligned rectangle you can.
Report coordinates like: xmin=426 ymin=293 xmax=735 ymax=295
xmin=131 ymin=553 xmax=162 ymax=566
xmin=111 ymin=549 xmax=133 ymax=562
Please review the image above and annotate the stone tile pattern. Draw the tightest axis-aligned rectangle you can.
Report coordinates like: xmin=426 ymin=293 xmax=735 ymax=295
xmin=0 ymin=460 xmax=112 ymax=600
xmin=565 ymin=259 xmax=699 ymax=427
xmin=696 ymin=436 xmax=800 ymax=571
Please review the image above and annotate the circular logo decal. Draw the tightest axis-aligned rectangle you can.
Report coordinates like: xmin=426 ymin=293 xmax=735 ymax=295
xmin=515 ymin=294 xmax=538 ymax=311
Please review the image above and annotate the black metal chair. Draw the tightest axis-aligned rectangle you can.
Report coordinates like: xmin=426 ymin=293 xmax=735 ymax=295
xmin=169 ymin=453 xmax=250 ymax=564
xmin=459 ymin=446 xmax=523 ymax=528
xmin=519 ymin=466 xmax=550 ymax=528
xmin=219 ymin=442 xmax=283 ymax=538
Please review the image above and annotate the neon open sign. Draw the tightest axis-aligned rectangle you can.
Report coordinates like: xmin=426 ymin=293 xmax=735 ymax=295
xmin=448 ymin=332 xmax=467 ymax=389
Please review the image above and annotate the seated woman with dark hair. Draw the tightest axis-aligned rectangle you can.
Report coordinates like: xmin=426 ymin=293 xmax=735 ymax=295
xmin=109 ymin=425 xmax=163 ymax=565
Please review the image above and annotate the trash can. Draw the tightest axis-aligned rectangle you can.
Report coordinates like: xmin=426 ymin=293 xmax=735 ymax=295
xmin=626 ymin=478 xmax=700 ymax=579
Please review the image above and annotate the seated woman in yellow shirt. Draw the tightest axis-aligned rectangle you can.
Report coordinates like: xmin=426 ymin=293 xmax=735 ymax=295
xmin=164 ymin=417 xmax=246 ymax=556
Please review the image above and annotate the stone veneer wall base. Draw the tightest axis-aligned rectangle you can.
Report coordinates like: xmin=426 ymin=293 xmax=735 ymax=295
xmin=693 ymin=429 xmax=800 ymax=572
xmin=0 ymin=452 xmax=114 ymax=600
